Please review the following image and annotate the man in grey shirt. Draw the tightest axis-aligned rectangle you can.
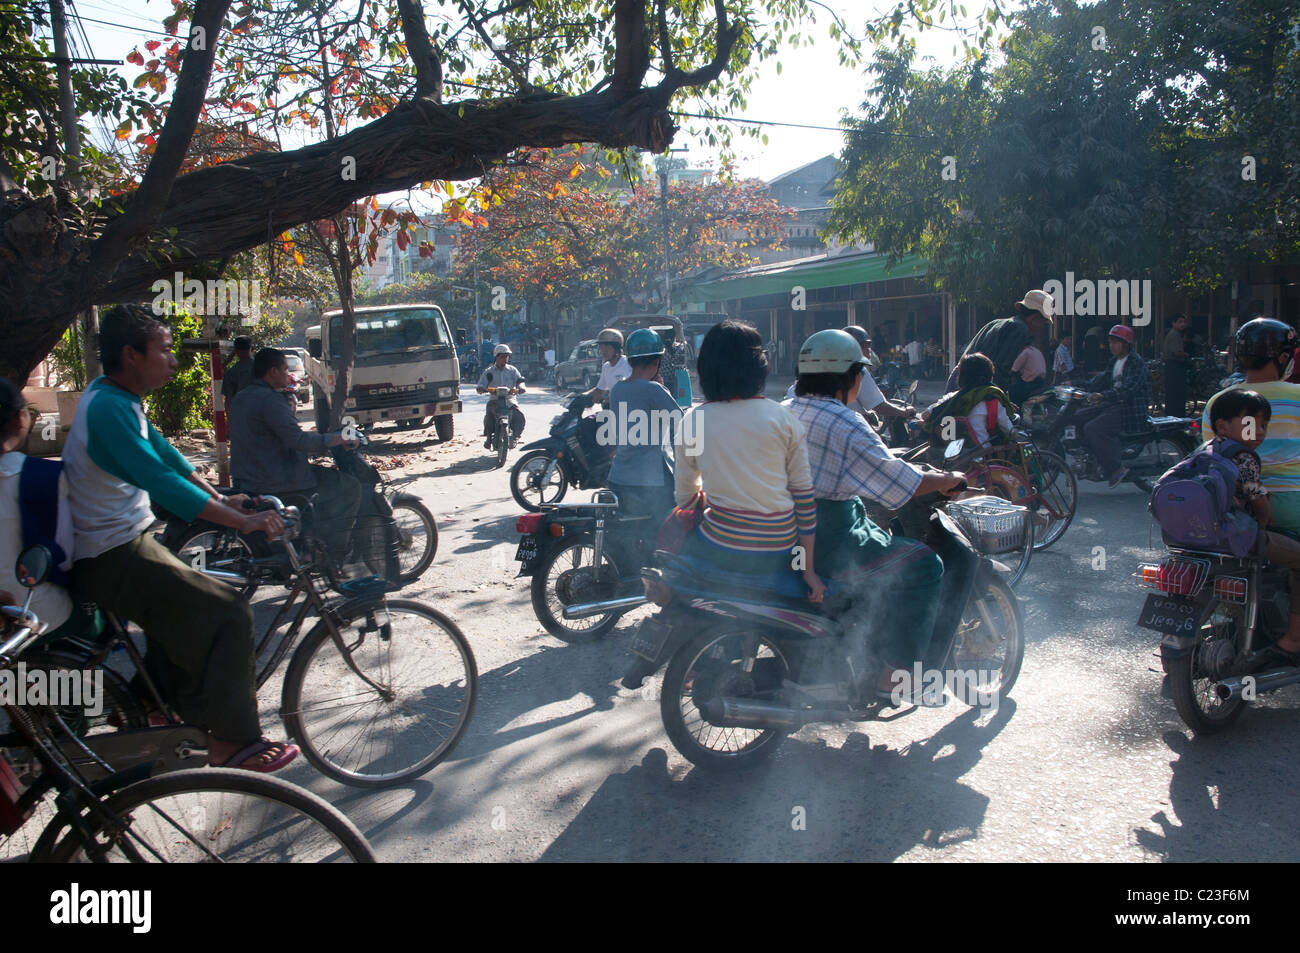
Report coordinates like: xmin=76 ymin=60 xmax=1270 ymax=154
xmin=229 ymin=348 xmax=360 ymax=558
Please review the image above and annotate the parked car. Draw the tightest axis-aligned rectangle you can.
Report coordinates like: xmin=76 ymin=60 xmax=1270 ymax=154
xmin=554 ymin=339 xmax=603 ymax=389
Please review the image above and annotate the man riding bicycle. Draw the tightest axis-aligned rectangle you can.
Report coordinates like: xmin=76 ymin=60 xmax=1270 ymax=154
xmin=228 ymin=347 xmax=361 ymax=562
xmin=478 ymin=343 xmax=526 ymax=448
xmin=62 ymin=304 xmax=296 ymax=773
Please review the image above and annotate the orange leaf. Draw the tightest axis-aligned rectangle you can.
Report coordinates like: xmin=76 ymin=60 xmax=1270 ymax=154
xmin=292 ymin=249 xmax=304 ymax=267
xmin=126 ymin=49 xmax=144 ymax=66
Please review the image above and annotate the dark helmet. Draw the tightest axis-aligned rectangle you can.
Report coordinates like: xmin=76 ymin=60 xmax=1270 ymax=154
xmin=842 ymin=325 xmax=869 ymax=347
xmin=1234 ymin=317 xmax=1297 ymax=369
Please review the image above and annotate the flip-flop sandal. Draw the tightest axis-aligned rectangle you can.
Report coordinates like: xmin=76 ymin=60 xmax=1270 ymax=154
xmin=216 ymin=737 xmax=300 ymax=773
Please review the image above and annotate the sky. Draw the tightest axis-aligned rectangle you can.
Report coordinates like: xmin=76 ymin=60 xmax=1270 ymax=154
xmin=43 ymin=0 xmax=1003 ymax=187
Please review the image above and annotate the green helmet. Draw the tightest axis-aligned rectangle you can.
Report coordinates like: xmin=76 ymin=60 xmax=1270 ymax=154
xmin=798 ymin=329 xmax=864 ymax=375
xmin=625 ymin=328 xmax=665 ymax=358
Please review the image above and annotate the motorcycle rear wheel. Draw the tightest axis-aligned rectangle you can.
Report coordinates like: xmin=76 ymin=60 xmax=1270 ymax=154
xmin=661 ymin=629 xmax=792 ymax=771
xmin=943 ymin=575 xmax=1024 ymax=700
xmin=530 ymin=537 xmax=625 ymax=641
xmin=1168 ymin=599 xmax=1247 ymax=734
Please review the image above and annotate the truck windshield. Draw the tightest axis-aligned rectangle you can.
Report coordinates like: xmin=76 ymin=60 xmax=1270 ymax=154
xmin=328 ymin=308 xmax=450 ymax=358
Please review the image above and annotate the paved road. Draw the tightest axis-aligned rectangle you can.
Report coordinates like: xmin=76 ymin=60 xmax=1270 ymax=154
xmin=255 ymin=387 xmax=1300 ymax=862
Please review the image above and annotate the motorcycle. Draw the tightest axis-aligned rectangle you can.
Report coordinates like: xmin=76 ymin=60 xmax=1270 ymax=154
xmin=486 ymin=386 xmax=519 ymax=467
xmin=1027 ymin=385 xmax=1200 ymax=491
xmin=620 ymin=487 xmax=1024 ymax=770
xmin=156 ymin=431 xmax=437 ymax=596
xmin=514 ymin=488 xmax=658 ymax=642
xmin=509 ymin=393 xmax=613 ymax=511
xmin=1137 ymin=542 xmax=1300 ymax=734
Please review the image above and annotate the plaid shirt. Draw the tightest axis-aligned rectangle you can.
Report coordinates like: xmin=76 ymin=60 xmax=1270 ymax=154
xmin=1085 ymin=350 xmax=1152 ymax=432
xmin=786 ymin=395 xmax=923 ymax=509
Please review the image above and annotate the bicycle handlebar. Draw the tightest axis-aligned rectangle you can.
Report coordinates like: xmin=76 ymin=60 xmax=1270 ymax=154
xmin=0 ymin=604 xmax=45 ymax=668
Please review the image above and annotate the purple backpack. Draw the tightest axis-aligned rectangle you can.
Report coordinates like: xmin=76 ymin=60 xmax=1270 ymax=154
xmin=1149 ymin=439 xmax=1258 ymax=556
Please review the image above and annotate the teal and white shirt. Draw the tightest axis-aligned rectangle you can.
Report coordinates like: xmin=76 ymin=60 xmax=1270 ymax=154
xmin=63 ymin=377 xmax=211 ymax=560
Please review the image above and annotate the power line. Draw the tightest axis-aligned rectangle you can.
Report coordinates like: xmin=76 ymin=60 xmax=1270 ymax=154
xmin=671 ymin=109 xmax=940 ymax=140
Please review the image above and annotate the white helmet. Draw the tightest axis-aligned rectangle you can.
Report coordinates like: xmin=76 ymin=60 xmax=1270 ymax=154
xmin=493 ymin=343 xmax=512 ymax=356
xmin=798 ymin=329 xmax=864 ymax=375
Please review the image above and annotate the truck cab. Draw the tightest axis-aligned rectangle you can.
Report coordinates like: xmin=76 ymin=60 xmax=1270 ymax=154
xmin=305 ymin=303 xmax=462 ymax=440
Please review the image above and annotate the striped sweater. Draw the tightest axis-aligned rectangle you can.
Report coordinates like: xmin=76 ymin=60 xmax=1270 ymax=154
xmin=674 ymin=397 xmax=816 ymax=552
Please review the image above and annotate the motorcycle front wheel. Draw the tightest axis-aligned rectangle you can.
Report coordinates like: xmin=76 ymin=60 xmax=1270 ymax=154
xmin=1167 ymin=598 xmax=1247 ymax=734
xmin=510 ymin=449 xmax=568 ymax=511
xmin=496 ymin=419 xmax=509 ymax=467
xmin=943 ymin=574 xmax=1024 ymax=701
xmin=529 ymin=536 xmax=625 ymax=641
xmin=660 ymin=629 xmax=792 ymax=771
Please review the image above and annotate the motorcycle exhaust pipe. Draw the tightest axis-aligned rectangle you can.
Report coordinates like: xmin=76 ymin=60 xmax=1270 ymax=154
xmin=1215 ymin=666 xmax=1300 ymax=701
xmin=698 ymin=697 xmax=838 ymax=729
xmin=561 ymin=594 xmax=648 ymax=620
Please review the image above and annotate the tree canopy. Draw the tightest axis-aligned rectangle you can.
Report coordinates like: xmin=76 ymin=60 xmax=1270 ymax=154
xmin=456 ymin=144 xmax=790 ymax=314
xmin=828 ymin=0 xmax=1299 ymax=310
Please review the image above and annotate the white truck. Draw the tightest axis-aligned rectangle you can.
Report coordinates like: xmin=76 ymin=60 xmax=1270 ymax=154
xmin=305 ymin=303 xmax=462 ymax=440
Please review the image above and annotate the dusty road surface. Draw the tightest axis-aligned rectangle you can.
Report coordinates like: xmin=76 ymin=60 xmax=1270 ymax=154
xmin=226 ymin=384 xmax=1300 ymax=864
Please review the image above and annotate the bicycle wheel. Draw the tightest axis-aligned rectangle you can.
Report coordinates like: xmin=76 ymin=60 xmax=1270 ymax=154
xmin=280 ymin=599 xmax=478 ymax=787
xmin=390 ymin=494 xmax=437 ymax=583
xmin=172 ymin=526 xmax=258 ymax=599
xmin=1026 ymin=448 xmax=1077 ymax=550
xmin=47 ymin=768 xmax=375 ymax=862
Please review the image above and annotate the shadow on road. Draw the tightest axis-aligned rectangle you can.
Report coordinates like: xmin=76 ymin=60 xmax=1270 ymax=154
xmin=1136 ymin=720 xmax=1300 ymax=861
xmin=539 ymin=699 xmax=1016 ymax=862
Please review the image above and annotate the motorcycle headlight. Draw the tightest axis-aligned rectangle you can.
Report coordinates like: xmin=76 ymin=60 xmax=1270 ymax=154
xmin=438 ymin=385 xmax=455 ymax=398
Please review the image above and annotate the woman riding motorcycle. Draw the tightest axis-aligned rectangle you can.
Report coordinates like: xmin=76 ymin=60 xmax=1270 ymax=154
xmin=785 ymin=330 xmax=964 ymax=699
xmin=673 ymin=320 xmax=825 ymax=601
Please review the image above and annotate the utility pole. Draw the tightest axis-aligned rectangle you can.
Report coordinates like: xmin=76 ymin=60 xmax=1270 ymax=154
xmin=656 ymin=150 xmax=688 ymax=314
xmin=50 ymin=0 xmax=101 ymax=382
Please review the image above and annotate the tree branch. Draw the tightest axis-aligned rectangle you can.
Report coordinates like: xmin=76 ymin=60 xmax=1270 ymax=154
xmin=456 ymin=0 xmax=531 ymax=91
xmin=396 ymin=0 xmax=443 ymax=102
xmin=612 ymin=0 xmax=651 ymax=93
xmin=82 ymin=0 xmax=232 ymax=295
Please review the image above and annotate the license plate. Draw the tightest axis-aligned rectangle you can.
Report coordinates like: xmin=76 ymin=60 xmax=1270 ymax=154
xmin=514 ymin=536 xmax=539 ymax=563
xmin=631 ymin=617 xmax=672 ymax=661
xmin=1063 ymin=426 xmax=1076 ymax=440
xmin=1137 ymin=593 xmax=1200 ymax=637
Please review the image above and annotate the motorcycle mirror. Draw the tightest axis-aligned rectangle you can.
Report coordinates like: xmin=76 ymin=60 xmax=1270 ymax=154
xmin=15 ymin=545 xmax=52 ymax=589
xmin=944 ymin=438 xmax=965 ymax=461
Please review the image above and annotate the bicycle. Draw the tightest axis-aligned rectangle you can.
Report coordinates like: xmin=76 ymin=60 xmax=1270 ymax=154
xmin=0 ymin=546 xmax=376 ymax=862
xmin=959 ymin=436 xmax=1077 ymax=551
xmin=61 ymin=497 xmax=478 ymax=789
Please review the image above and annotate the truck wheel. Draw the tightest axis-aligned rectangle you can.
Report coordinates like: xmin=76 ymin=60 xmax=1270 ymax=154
xmin=434 ymin=415 xmax=454 ymax=442
xmin=312 ymin=384 xmax=329 ymax=433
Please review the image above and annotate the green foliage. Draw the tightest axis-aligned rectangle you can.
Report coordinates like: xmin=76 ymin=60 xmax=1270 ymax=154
xmin=830 ymin=0 xmax=1300 ymax=308
xmin=147 ymin=308 xmax=212 ymax=437
xmin=47 ymin=325 xmax=87 ymax=391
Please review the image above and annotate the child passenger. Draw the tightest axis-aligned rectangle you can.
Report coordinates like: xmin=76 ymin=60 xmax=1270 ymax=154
xmin=1209 ymin=390 xmax=1300 ymax=665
